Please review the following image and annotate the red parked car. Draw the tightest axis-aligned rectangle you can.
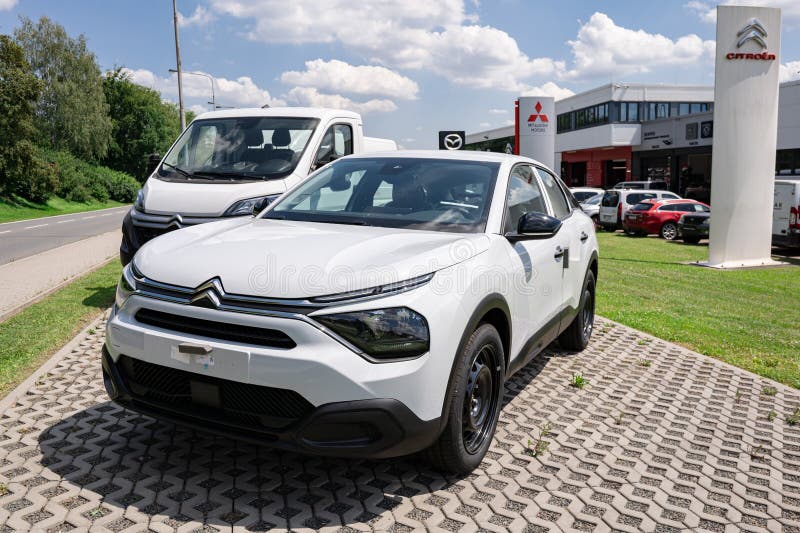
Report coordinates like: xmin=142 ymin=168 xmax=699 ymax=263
xmin=623 ymin=199 xmax=710 ymax=240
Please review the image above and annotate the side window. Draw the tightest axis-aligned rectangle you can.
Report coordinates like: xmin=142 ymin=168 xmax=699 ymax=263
xmin=677 ymin=203 xmax=696 ymax=212
xmin=504 ymin=165 xmax=547 ymax=233
xmin=662 ymin=193 xmax=680 ymax=200
xmin=695 ymin=204 xmax=710 ymax=212
xmin=658 ymin=204 xmax=676 ymax=211
xmin=535 ymin=168 xmax=571 ymax=218
xmin=315 ymin=124 xmax=353 ymax=166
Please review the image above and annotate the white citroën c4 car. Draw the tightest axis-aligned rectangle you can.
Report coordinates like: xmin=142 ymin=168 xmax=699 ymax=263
xmin=104 ymin=151 xmax=599 ymax=473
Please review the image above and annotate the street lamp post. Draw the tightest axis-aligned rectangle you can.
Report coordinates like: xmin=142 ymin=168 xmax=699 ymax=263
xmin=169 ymin=69 xmax=216 ymax=110
xmin=172 ymin=0 xmax=185 ymax=130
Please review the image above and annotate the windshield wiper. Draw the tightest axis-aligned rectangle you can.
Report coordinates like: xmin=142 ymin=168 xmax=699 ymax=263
xmin=192 ymin=171 xmax=262 ymax=180
xmin=161 ymin=162 xmax=195 ymax=179
xmin=312 ymin=218 xmax=368 ymax=226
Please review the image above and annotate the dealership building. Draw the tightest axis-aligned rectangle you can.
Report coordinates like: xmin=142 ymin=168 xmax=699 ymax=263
xmin=465 ymin=80 xmax=800 ymax=195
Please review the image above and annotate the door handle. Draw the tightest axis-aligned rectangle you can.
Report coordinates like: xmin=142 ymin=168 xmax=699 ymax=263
xmin=555 ymin=246 xmax=570 ymax=268
xmin=580 ymin=231 xmax=589 ymax=242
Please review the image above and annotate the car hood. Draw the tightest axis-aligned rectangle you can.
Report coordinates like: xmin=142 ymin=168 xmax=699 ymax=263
xmin=134 ymin=218 xmax=490 ymax=298
xmin=142 ymin=175 xmax=291 ymax=217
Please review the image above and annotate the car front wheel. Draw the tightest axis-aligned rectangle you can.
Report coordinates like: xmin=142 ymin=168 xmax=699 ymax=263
xmin=660 ymin=222 xmax=679 ymax=240
xmin=425 ymin=323 xmax=505 ymax=474
xmin=558 ymin=270 xmax=596 ymax=351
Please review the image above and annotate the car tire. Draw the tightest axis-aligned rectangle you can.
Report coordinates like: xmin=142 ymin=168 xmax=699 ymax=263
xmin=425 ymin=323 xmax=505 ymax=474
xmin=683 ymin=235 xmax=701 ymax=244
xmin=558 ymin=270 xmax=596 ymax=351
xmin=660 ymin=222 xmax=678 ymax=241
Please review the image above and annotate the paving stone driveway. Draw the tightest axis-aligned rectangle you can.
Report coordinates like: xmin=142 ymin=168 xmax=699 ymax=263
xmin=0 ymin=317 xmax=799 ymax=533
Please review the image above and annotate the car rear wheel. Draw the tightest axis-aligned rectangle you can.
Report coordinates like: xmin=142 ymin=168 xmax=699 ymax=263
xmin=660 ymin=222 xmax=678 ymax=241
xmin=425 ymin=323 xmax=505 ymax=474
xmin=558 ymin=270 xmax=596 ymax=351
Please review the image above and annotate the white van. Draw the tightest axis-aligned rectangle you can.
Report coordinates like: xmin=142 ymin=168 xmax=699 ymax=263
xmin=120 ymin=107 xmax=396 ymax=264
xmin=598 ymin=189 xmax=681 ymax=230
xmin=773 ymin=179 xmax=800 ymax=248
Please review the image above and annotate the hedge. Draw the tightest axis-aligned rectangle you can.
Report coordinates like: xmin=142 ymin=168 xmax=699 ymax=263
xmin=36 ymin=148 xmax=140 ymax=203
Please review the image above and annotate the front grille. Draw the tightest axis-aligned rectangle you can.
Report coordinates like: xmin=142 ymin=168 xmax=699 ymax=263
xmin=133 ymin=225 xmax=176 ymax=246
xmin=118 ymin=355 xmax=314 ymax=429
xmin=135 ymin=308 xmax=296 ymax=349
xmin=682 ymin=216 xmax=708 ymax=225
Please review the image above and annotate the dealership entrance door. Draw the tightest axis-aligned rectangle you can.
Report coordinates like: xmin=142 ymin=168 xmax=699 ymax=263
xmin=603 ymin=159 xmax=627 ymax=188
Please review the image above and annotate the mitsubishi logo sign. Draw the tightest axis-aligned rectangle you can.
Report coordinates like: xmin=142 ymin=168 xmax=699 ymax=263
xmin=737 ymin=18 xmax=767 ymax=49
xmin=438 ymin=131 xmax=465 ymax=150
xmin=726 ymin=17 xmax=775 ymax=61
xmin=527 ymin=101 xmax=549 ymax=123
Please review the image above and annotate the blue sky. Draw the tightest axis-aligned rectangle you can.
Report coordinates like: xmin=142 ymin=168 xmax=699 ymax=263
xmin=1 ymin=0 xmax=798 ymax=148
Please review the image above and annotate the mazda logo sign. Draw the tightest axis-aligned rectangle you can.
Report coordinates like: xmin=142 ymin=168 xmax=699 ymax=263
xmin=438 ymin=130 xmax=466 ymax=151
xmin=444 ymin=134 xmax=463 ymax=150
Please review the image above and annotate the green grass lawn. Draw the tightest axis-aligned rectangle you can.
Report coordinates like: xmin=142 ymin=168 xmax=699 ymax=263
xmin=0 ymin=261 xmax=120 ymax=398
xmin=0 ymin=196 xmax=126 ymax=224
xmin=595 ymin=232 xmax=800 ymax=389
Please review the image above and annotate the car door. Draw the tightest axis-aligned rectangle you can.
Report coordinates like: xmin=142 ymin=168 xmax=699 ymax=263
xmin=535 ymin=167 xmax=587 ymax=312
xmin=501 ymin=164 xmax=567 ymax=357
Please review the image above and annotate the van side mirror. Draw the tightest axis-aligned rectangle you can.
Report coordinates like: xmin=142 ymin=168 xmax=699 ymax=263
xmin=506 ymin=212 xmax=562 ymax=242
xmin=145 ymin=153 xmax=162 ymax=178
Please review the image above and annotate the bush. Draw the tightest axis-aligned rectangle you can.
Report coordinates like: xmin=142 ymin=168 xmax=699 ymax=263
xmin=37 ymin=147 xmax=139 ymax=204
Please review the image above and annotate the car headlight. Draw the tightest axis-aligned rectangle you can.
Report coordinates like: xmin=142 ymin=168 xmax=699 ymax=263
xmin=115 ymin=263 xmax=138 ymax=308
xmin=134 ymin=189 xmax=144 ymax=211
xmin=315 ymin=307 xmax=429 ymax=360
xmin=223 ymin=194 xmax=281 ymax=217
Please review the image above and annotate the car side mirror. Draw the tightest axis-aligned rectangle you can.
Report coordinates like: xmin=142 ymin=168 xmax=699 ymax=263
xmin=506 ymin=212 xmax=562 ymax=242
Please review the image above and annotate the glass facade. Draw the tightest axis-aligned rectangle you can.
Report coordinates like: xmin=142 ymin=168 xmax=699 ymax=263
xmin=556 ymin=100 xmax=713 ymax=133
xmin=463 ymin=135 xmax=515 ymax=154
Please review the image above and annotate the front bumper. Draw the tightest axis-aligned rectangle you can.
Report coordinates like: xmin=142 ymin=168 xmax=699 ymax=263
xmin=102 ymin=345 xmax=440 ymax=458
xmin=772 ymin=231 xmax=800 ymax=248
xmin=678 ymin=223 xmax=709 ymax=239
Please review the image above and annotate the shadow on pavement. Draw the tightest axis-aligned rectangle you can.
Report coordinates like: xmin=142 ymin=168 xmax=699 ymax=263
xmin=34 ymin=349 xmax=555 ymax=530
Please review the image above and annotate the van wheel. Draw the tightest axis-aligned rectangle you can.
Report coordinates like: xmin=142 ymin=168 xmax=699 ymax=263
xmin=660 ymin=222 xmax=678 ymax=241
xmin=559 ymin=270 xmax=596 ymax=351
xmin=425 ymin=324 xmax=505 ymax=474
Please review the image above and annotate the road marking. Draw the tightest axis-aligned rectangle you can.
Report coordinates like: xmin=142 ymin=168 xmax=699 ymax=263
xmin=56 ymin=219 xmax=76 ymax=224
xmin=82 ymin=216 xmax=96 ymax=220
xmin=0 ymin=230 xmax=10 ymax=235
xmin=24 ymin=224 xmax=48 ymax=229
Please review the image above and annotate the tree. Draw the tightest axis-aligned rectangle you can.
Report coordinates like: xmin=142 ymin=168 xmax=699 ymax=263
xmin=103 ymin=68 xmax=185 ymax=179
xmin=0 ymin=34 xmax=53 ymax=202
xmin=14 ymin=16 xmax=112 ymax=161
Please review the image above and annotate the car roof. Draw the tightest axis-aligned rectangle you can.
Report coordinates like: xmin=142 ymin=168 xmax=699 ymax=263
xmin=193 ymin=107 xmax=362 ymax=121
xmin=340 ymin=149 xmax=550 ymax=168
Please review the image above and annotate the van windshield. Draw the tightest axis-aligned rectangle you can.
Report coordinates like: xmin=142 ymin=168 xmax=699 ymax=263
xmin=158 ymin=117 xmax=320 ymax=181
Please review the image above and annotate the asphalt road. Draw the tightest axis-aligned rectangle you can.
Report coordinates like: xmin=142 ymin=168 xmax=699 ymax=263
xmin=0 ymin=205 xmax=129 ymax=266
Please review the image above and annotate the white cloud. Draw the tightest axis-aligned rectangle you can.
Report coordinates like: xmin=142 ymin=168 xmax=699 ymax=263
xmin=284 ymin=86 xmax=397 ymax=114
xmin=280 ymin=59 xmax=419 ymax=100
xmin=179 ymin=5 xmax=215 ymax=27
xmin=488 ymin=108 xmax=508 ymax=115
xmin=122 ymin=67 xmax=284 ymax=109
xmin=686 ymin=1 xmax=800 ymax=24
xmin=563 ymin=12 xmax=715 ymax=79
xmin=781 ymin=61 xmax=800 ymax=82
xmin=207 ymin=0 xmax=561 ymax=91
xmin=0 ymin=0 xmax=17 ymax=10
xmin=520 ymin=81 xmax=575 ymax=100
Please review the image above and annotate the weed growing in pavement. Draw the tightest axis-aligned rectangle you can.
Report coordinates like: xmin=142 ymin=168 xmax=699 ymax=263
xmin=615 ymin=412 xmax=625 ymax=425
xmin=787 ymin=407 xmax=800 ymax=426
xmin=761 ymin=386 xmax=777 ymax=396
xmin=87 ymin=507 xmax=105 ymax=518
xmin=767 ymin=410 xmax=777 ymax=421
xmin=88 ymin=328 xmax=95 ymax=335
xmin=526 ymin=422 xmax=553 ymax=457
xmin=0 ymin=483 xmax=8 ymax=496
xmin=570 ymin=372 xmax=588 ymax=389
xmin=747 ymin=444 xmax=767 ymax=458
xmin=735 ymin=390 xmax=743 ymax=403
xmin=637 ymin=359 xmax=652 ymax=367
xmin=636 ymin=339 xmax=651 ymax=345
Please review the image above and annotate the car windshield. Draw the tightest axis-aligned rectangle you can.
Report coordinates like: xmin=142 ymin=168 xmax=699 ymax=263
xmin=582 ymin=193 xmax=602 ymax=205
xmin=159 ymin=116 xmax=320 ymax=181
xmin=264 ymin=157 xmax=500 ymax=233
xmin=572 ymin=190 xmax=599 ymax=202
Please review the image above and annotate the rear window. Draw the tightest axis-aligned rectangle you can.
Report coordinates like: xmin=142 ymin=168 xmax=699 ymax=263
xmin=631 ymin=202 xmax=654 ymax=211
xmin=601 ymin=191 xmax=619 ymax=207
xmin=626 ymin=192 xmax=657 ymax=205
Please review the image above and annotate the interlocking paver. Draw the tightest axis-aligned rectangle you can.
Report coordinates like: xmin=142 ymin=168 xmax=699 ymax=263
xmin=1 ymin=314 xmax=799 ymax=531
